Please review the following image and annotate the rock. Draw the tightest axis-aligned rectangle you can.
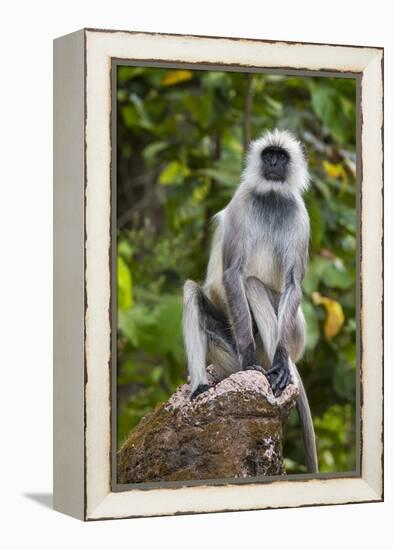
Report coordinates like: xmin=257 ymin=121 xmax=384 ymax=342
xmin=117 ymin=367 xmax=299 ymax=483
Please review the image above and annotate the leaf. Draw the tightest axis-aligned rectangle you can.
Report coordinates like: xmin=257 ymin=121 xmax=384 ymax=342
xmin=323 ymin=160 xmax=348 ymax=196
xmin=333 ymin=361 xmax=356 ymax=400
xmin=122 ymin=105 xmax=138 ymax=128
xmin=309 ymin=81 xmax=356 ymax=145
xmin=303 ymin=267 xmax=320 ymax=295
xmin=161 ymin=70 xmax=193 ymax=86
xmin=118 ymin=295 xmax=183 ymax=364
xmin=151 ymin=366 xmax=163 ymax=384
xmin=198 ymin=168 xmax=238 ymax=187
xmin=143 ymin=141 xmax=168 ymax=161
xmin=312 ymin=292 xmax=345 ymax=340
xmin=306 ymin=194 xmax=325 ymax=252
xmin=323 ymin=160 xmax=347 ymax=182
xmin=118 ymin=239 xmax=134 ymax=261
xmin=117 ymin=257 xmax=132 ymax=311
xmin=320 ymin=261 xmax=353 ymax=289
xmin=305 ymin=255 xmax=352 ymax=291
xmin=159 ymin=161 xmax=190 ymax=185
xmin=118 ymin=305 xmax=156 ymax=347
xmin=129 ymin=93 xmax=153 ymax=130
xmin=303 ymin=256 xmax=327 ymax=295
xmin=264 ymin=95 xmax=283 ymax=115
xmin=182 ymin=93 xmax=213 ymax=127
xmin=153 ymin=294 xmax=184 ymax=363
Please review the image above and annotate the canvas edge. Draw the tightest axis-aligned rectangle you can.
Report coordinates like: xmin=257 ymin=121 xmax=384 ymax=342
xmin=54 ymin=28 xmax=383 ymax=521
xmin=53 ymin=29 xmax=86 ymax=521
xmin=358 ymin=48 xmax=384 ymax=500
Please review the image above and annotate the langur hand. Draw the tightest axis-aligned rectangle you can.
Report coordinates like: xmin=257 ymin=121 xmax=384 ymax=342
xmin=240 ymin=346 xmax=268 ymax=376
xmin=268 ymin=345 xmax=291 ymax=396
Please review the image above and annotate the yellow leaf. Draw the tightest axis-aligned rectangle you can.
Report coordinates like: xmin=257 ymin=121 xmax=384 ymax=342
xmin=161 ymin=70 xmax=193 ymax=86
xmin=323 ymin=160 xmax=347 ymax=182
xmin=312 ymin=292 xmax=345 ymax=340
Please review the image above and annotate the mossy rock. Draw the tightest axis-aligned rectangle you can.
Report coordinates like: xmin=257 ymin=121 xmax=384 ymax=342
xmin=117 ymin=368 xmax=299 ymax=484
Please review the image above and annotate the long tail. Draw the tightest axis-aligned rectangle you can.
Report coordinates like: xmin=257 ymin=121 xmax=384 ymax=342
xmin=182 ymin=280 xmax=208 ymax=392
xmin=292 ymin=363 xmax=318 ymax=473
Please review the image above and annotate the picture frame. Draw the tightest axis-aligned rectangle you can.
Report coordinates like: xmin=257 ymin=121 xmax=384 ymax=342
xmin=53 ymin=28 xmax=383 ymax=521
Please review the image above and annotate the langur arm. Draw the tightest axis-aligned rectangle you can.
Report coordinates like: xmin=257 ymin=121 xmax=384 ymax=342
xmin=222 ymin=219 xmax=257 ymax=370
xmin=277 ymin=268 xmax=303 ymax=349
xmin=223 ymin=265 xmax=257 ymax=369
xmin=269 ymin=261 xmax=305 ymax=394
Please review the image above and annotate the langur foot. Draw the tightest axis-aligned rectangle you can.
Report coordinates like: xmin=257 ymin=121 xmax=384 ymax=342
xmin=267 ymin=361 xmax=291 ymax=397
xmin=190 ymin=384 xmax=212 ymax=400
xmin=243 ymin=364 xmax=268 ymax=376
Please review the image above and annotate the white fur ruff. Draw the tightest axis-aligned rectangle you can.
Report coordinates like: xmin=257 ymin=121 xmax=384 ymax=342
xmin=242 ymin=129 xmax=310 ymax=197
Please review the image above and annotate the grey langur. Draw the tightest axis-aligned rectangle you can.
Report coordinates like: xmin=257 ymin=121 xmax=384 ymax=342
xmin=182 ymin=129 xmax=318 ymax=473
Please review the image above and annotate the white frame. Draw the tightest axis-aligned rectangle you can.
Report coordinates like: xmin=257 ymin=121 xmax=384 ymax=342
xmin=53 ymin=28 xmax=383 ymax=521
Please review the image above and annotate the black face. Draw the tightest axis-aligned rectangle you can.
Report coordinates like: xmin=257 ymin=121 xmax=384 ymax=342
xmin=261 ymin=146 xmax=290 ymax=182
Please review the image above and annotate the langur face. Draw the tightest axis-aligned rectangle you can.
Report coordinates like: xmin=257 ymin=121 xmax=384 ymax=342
xmin=260 ymin=146 xmax=290 ymax=182
xmin=242 ymin=130 xmax=309 ymax=195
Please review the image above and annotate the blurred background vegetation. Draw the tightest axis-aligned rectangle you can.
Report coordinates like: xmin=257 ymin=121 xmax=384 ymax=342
xmin=116 ymin=66 xmax=357 ymax=474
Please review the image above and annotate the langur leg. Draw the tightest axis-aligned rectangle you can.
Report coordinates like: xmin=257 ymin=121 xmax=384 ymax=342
xmin=183 ymin=280 xmax=239 ymax=399
xmin=246 ymin=276 xmax=304 ymax=394
xmin=245 ymin=276 xmax=279 ymax=367
xmin=245 ymin=276 xmax=287 ymax=392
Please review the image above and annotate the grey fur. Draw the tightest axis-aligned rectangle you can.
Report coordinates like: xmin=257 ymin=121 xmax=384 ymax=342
xmin=182 ymin=129 xmax=318 ymax=472
xmin=292 ymin=363 xmax=319 ymax=473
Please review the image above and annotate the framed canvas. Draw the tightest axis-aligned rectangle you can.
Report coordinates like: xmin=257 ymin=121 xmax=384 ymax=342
xmin=53 ymin=28 xmax=383 ymax=521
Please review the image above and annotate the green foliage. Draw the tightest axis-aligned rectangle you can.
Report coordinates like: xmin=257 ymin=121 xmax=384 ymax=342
xmin=116 ymin=66 xmax=357 ymax=474
xmin=117 ymin=257 xmax=133 ymax=311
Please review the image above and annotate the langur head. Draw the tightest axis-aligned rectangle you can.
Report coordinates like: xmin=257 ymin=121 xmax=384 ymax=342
xmin=242 ymin=129 xmax=310 ymax=196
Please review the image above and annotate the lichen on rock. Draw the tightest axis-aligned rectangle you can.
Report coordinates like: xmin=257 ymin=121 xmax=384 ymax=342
xmin=117 ymin=366 xmax=299 ymax=484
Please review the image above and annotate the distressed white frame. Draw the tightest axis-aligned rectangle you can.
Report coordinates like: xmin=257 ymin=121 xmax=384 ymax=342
xmin=54 ymin=29 xmax=383 ymax=521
